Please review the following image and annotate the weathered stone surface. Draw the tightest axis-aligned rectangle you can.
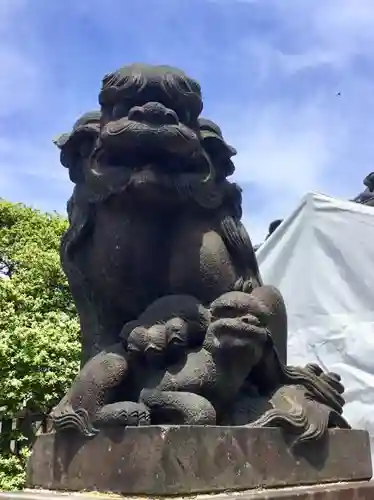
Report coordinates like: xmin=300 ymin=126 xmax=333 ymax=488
xmin=26 ymin=426 xmax=372 ymax=496
xmin=2 ymin=482 xmax=374 ymax=499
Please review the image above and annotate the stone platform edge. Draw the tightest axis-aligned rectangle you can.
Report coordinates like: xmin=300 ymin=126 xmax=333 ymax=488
xmin=1 ymin=482 xmax=374 ymax=499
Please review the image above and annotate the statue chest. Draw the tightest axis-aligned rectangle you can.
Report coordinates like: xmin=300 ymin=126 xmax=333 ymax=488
xmin=81 ymin=206 xmax=237 ymax=316
xmin=168 ymin=217 xmax=238 ymax=304
xmin=82 ymin=206 xmax=172 ymax=316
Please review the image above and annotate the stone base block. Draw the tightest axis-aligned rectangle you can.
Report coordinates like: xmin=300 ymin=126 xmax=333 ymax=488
xmin=26 ymin=426 xmax=372 ymax=496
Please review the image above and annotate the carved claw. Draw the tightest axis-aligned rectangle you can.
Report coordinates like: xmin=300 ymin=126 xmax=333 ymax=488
xmin=50 ymin=407 xmax=99 ymax=437
xmin=93 ymin=402 xmax=151 ymax=427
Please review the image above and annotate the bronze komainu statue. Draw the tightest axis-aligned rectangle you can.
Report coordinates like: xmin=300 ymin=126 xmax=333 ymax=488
xmin=50 ymin=64 xmax=349 ymax=444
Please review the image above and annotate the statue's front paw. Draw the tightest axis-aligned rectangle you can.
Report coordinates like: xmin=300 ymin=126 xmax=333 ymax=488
xmin=93 ymin=401 xmax=151 ymax=427
xmin=50 ymin=406 xmax=99 ymax=437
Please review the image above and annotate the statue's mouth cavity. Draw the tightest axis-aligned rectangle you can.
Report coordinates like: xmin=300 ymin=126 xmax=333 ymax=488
xmin=100 ymin=99 xmax=200 ymax=158
xmin=87 ymin=145 xmax=209 ymax=203
xmin=101 ymin=119 xmax=200 ymax=156
xmin=95 ymin=146 xmax=204 ymax=176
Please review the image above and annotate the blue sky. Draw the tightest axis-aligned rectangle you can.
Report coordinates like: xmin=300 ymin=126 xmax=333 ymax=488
xmin=1 ymin=0 xmax=374 ymax=242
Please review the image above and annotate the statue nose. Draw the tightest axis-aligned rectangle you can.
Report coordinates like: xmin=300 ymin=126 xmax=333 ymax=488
xmin=144 ymin=344 xmax=162 ymax=355
xmin=128 ymin=102 xmax=179 ymax=125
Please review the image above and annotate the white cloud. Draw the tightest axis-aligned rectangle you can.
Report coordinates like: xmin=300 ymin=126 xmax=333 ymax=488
xmin=0 ymin=0 xmax=72 ymax=212
xmin=218 ymin=90 xmax=350 ymax=243
xmin=311 ymin=0 xmax=374 ymax=59
xmin=0 ymin=0 xmax=42 ymax=113
xmin=0 ymin=136 xmax=71 ymax=213
xmin=228 ymin=0 xmax=374 ymax=78
xmin=234 ymin=103 xmax=342 ymax=192
xmin=0 ymin=0 xmax=27 ymax=28
xmin=264 ymin=0 xmax=374 ymax=69
xmin=0 ymin=48 xmax=41 ymax=115
xmin=210 ymin=0 xmax=374 ymax=241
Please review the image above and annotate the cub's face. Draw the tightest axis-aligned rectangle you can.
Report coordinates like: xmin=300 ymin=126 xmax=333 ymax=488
xmin=127 ymin=324 xmax=168 ymax=366
xmin=164 ymin=317 xmax=189 ymax=362
xmin=126 ymin=317 xmax=190 ymax=367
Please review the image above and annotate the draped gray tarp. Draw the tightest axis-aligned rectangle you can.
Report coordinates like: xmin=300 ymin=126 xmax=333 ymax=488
xmin=256 ymin=192 xmax=374 ymax=461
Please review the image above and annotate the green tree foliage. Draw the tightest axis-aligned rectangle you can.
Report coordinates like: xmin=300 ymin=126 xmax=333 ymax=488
xmin=0 ymin=200 xmax=80 ymax=489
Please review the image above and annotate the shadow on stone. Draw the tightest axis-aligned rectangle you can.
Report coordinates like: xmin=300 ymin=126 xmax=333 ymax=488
xmin=283 ymin=430 xmax=329 ymax=471
xmin=52 ymin=430 xmax=87 ymax=483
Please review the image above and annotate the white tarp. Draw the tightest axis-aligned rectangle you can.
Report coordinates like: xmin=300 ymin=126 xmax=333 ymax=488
xmin=256 ymin=192 xmax=374 ymax=458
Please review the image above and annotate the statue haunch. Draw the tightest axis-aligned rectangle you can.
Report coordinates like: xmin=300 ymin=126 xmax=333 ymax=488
xmin=50 ymin=64 xmax=349 ymax=444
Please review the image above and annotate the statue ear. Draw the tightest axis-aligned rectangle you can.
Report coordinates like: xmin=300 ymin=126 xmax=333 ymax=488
xmin=52 ymin=133 xmax=70 ymax=149
xmin=59 ymin=149 xmax=85 ymax=184
xmin=53 ymin=133 xmax=80 ymax=181
xmin=53 ymin=133 xmax=96 ymax=184
xmin=363 ymin=172 xmax=374 ymax=191
xmin=200 ymin=132 xmax=236 ymax=178
xmin=98 ymin=86 xmax=118 ymax=107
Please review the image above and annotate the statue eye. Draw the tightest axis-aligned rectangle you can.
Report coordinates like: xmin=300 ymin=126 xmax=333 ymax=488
xmin=78 ymin=139 xmax=95 ymax=158
xmin=112 ymin=102 xmax=130 ymax=119
xmin=182 ymin=109 xmax=191 ymax=125
xmin=127 ymin=342 xmax=140 ymax=353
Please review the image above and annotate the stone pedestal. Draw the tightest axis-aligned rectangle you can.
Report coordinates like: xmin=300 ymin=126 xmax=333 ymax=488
xmin=26 ymin=426 xmax=372 ymax=496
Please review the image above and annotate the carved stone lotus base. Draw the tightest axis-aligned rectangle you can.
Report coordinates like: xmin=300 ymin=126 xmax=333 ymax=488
xmin=26 ymin=426 xmax=372 ymax=496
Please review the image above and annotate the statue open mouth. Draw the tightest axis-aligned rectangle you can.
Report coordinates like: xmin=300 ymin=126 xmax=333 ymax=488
xmin=100 ymin=118 xmax=200 ymax=157
xmin=87 ymin=148 xmax=211 ymax=204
